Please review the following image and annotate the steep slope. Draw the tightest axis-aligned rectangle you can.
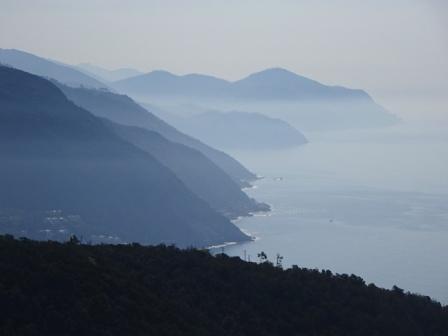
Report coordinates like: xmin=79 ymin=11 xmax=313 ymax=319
xmin=0 ymin=65 xmax=248 ymax=247
xmin=103 ymin=120 xmax=269 ymax=218
xmin=0 ymin=49 xmax=106 ymax=88
xmin=1 ymin=237 xmax=447 ymax=336
xmin=171 ymin=110 xmax=308 ymax=150
xmin=57 ymin=84 xmax=257 ymax=185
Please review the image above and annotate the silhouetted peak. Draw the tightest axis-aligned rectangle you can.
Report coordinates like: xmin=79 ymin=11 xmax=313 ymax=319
xmin=251 ymin=67 xmax=297 ymax=76
xmin=236 ymin=67 xmax=322 ymax=87
xmin=146 ymin=70 xmax=177 ymax=77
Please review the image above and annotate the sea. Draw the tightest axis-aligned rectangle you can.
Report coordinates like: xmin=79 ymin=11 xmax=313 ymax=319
xmin=214 ymin=123 xmax=448 ymax=304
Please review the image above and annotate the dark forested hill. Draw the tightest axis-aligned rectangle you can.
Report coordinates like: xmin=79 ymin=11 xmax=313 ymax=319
xmin=0 ymin=235 xmax=446 ymax=336
xmin=56 ymin=83 xmax=256 ymax=186
xmin=0 ymin=65 xmax=248 ymax=247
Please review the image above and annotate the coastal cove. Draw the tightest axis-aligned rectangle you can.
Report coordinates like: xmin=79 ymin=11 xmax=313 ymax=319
xmin=212 ymin=124 xmax=448 ymax=304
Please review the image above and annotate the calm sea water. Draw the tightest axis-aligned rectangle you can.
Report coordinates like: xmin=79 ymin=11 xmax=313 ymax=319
xmin=218 ymin=124 xmax=448 ymax=304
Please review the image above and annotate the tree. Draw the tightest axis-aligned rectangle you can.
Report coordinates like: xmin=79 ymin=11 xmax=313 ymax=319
xmin=68 ymin=235 xmax=80 ymax=245
xmin=257 ymin=251 xmax=268 ymax=263
xmin=275 ymin=253 xmax=284 ymax=268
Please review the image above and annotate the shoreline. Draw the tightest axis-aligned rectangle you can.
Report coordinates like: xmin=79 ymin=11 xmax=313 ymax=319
xmin=212 ymin=207 xmax=272 ymax=251
xmin=208 ymin=175 xmax=271 ymax=251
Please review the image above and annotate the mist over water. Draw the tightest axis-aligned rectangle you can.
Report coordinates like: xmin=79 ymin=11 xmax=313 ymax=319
xmin=218 ymin=122 xmax=448 ymax=303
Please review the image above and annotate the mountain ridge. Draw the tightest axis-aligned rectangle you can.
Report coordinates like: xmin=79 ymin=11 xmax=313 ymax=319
xmin=167 ymin=109 xmax=308 ymax=150
xmin=113 ymin=67 xmax=399 ymax=130
xmin=77 ymin=63 xmax=143 ymax=82
xmin=56 ymin=83 xmax=257 ymax=185
xmin=0 ymin=65 xmax=248 ymax=247
xmin=101 ymin=118 xmax=269 ymax=218
xmin=114 ymin=67 xmax=371 ymax=100
xmin=0 ymin=49 xmax=107 ymax=89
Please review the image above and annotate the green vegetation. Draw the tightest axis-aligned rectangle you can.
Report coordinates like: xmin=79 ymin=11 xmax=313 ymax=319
xmin=1 ymin=235 xmax=446 ymax=336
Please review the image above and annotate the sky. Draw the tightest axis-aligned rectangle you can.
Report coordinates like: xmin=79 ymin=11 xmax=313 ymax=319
xmin=1 ymin=0 xmax=447 ymax=122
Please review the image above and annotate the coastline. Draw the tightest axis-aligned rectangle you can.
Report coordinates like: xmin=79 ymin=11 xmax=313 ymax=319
xmin=210 ymin=208 xmax=272 ymax=252
xmin=207 ymin=174 xmax=271 ymax=251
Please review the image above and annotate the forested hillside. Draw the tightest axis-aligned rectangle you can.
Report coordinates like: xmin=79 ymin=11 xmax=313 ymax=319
xmin=1 ymin=235 xmax=447 ymax=336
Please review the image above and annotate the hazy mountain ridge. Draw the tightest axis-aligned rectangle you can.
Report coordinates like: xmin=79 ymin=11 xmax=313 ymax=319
xmin=113 ymin=68 xmax=399 ymax=130
xmin=56 ymin=83 xmax=257 ymax=185
xmin=77 ymin=63 xmax=143 ymax=82
xmin=232 ymin=68 xmax=371 ymax=101
xmin=168 ymin=110 xmax=308 ymax=150
xmin=113 ymin=70 xmax=230 ymax=97
xmin=0 ymin=49 xmax=107 ymax=89
xmin=102 ymin=119 xmax=269 ymax=218
xmin=0 ymin=65 xmax=248 ymax=247
xmin=1 ymin=49 xmax=398 ymax=131
xmin=113 ymin=67 xmax=375 ymax=102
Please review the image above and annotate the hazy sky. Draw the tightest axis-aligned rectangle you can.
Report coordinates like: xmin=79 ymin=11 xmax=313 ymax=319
xmin=1 ymin=0 xmax=447 ymax=122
